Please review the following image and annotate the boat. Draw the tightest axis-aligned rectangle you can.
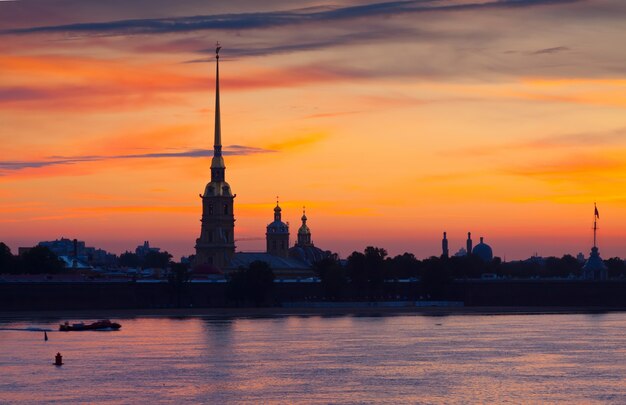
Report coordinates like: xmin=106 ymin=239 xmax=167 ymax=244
xmin=59 ymin=320 xmax=121 ymax=331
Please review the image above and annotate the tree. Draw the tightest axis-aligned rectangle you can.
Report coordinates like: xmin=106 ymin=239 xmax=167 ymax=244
xmin=0 ymin=242 xmax=15 ymax=274
xmin=143 ymin=250 xmax=173 ymax=269
xmin=387 ymin=253 xmax=420 ymax=280
xmin=420 ymin=256 xmax=452 ymax=299
xmin=363 ymin=246 xmax=387 ymax=296
xmin=545 ymin=255 xmax=581 ymax=278
xmin=227 ymin=260 xmax=275 ymax=306
xmin=605 ymin=257 xmax=625 ymax=278
xmin=313 ymin=257 xmax=347 ymax=299
xmin=346 ymin=251 xmax=367 ymax=293
xmin=346 ymin=247 xmax=388 ymax=298
xmin=119 ymin=252 xmax=140 ymax=268
xmin=169 ymin=262 xmax=191 ymax=307
xmin=18 ymin=246 xmax=64 ymax=274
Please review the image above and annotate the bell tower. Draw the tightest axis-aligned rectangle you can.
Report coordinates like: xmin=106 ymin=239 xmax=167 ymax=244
xmin=194 ymin=43 xmax=236 ymax=269
xmin=266 ymin=198 xmax=290 ymax=258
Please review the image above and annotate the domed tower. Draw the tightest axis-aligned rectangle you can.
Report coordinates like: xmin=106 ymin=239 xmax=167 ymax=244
xmin=289 ymin=207 xmax=329 ymax=265
xmin=472 ymin=237 xmax=493 ymax=262
xmin=266 ymin=199 xmax=289 ymax=258
xmin=296 ymin=207 xmax=312 ymax=247
xmin=194 ymin=44 xmax=236 ymax=270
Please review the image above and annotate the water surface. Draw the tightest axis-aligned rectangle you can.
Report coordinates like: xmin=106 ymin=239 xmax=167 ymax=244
xmin=1 ymin=312 xmax=625 ymax=403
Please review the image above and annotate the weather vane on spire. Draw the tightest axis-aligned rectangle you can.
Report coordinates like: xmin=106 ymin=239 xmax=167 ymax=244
xmin=215 ymin=41 xmax=221 ymax=59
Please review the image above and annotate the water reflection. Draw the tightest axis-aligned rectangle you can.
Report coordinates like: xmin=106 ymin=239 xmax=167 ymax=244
xmin=0 ymin=313 xmax=625 ymax=403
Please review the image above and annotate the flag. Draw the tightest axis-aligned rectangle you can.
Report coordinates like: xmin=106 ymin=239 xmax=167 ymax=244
xmin=594 ymin=205 xmax=599 ymax=219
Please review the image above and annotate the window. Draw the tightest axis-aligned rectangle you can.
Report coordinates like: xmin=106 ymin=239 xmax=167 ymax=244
xmin=224 ymin=231 xmax=229 ymax=242
xmin=208 ymin=204 xmax=214 ymax=215
xmin=224 ymin=204 xmax=228 ymax=215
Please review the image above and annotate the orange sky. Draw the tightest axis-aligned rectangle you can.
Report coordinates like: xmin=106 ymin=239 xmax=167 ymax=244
xmin=1 ymin=0 xmax=626 ymax=260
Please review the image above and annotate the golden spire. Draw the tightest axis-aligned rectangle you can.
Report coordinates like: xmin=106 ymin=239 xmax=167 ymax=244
xmin=213 ymin=41 xmax=222 ymax=158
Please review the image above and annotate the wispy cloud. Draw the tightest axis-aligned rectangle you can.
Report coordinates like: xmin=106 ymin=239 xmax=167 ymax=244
xmin=3 ymin=0 xmax=579 ymax=36
xmin=531 ymin=46 xmax=570 ymax=55
xmin=0 ymin=145 xmax=274 ymax=172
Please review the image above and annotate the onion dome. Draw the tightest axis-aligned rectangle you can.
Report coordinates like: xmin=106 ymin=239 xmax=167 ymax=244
xmin=267 ymin=201 xmax=289 ymax=234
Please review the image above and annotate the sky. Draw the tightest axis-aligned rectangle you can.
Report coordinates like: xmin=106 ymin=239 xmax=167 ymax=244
xmin=1 ymin=0 xmax=626 ymax=261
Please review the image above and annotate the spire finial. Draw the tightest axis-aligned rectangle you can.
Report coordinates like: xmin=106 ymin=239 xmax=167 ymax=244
xmin=215 ymin=41 xmax=221 ymax=59
xmin=276 ymin=196 xmax=279 ymax=206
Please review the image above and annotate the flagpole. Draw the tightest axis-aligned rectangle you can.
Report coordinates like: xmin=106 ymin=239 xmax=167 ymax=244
xmin=593 ymin=202 xmax=597 ymax=248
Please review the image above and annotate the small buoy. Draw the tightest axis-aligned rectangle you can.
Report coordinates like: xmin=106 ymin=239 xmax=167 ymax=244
xmin=54 ymin=352 xmax=63 ymax=366
xmin=44 ymin=331 xmax=48 ymax=341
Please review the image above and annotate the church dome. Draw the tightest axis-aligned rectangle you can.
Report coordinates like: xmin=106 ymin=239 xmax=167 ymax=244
xmin=267 ymin=202 xmax=288 ymax=234
xmin=472 ymin=237 xmax=493 ymax=262
xmin=289 ymin=245 xmax=329 ymax=265
xmin=298 ymin=224 xmax=310 ymax=235
xmin=267 ymin=220 xmax=289 ymax=233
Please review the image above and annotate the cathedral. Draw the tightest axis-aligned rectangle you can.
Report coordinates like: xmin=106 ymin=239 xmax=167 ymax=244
xmin=193 ymin=46 xmax=329 ymax=277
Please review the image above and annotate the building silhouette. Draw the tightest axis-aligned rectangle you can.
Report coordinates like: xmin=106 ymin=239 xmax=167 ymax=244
xmin=466 ymin=232 xmax=473 ymax=255
xmin=582 ymin=204 xmax=608 ymax=280
xmin=194 ymin=45 xmax=236 ymax=269
xmin=288 ymin=207 xmax=330 ymax=265
xmin=192 ymin=47 xmax=327 ymax=277
xmin=266 ymin=200 xmax=290 ymax=258
xmin=472 ymin=237 xmax=493 ymax=262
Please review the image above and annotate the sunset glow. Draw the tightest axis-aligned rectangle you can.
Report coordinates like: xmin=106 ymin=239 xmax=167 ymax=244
xmin=1 ymin=0 xmax=626 ymax=260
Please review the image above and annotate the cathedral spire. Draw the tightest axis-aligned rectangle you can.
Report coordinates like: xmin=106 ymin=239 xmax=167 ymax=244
xmin=214 ymin=42 xmax=222 ymax=157
xmin=210 ymin=43 xmax=226 ymax=182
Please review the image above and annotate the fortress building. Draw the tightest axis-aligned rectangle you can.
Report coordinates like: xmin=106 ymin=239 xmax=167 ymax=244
xmin=194 ymin=45 xmax=236 ymax=269
xmin=192 ymin=46 xmax=328 ymax=278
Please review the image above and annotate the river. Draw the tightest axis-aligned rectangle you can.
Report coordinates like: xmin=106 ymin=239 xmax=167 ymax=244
xmin=1 ymin=312 xmax=625 ymax=403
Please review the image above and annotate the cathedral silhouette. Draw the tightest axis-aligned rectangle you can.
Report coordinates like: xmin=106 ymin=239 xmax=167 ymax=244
xmin=193 ymin=46 xmax=329 ymax=278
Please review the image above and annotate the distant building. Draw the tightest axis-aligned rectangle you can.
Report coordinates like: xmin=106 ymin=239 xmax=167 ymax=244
xmin=453 ymin=247 xmax=467 ymax=257
xmin=466 ymin=232 xmax=473 ymax=255
xmin=441 ymin=232 xmax=449 ymax=258
xmin=582 ymin=246 xmax=607 ymax=280
xmin=39 ymin=238 xmax=83 ymax=258
xmin=135 ymin=241 xmax=160 ymax=259
xmin=36 ymin=237 xmax=117 ymax=268
xmin=582 ymin=204 xmax=608 ymax=281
